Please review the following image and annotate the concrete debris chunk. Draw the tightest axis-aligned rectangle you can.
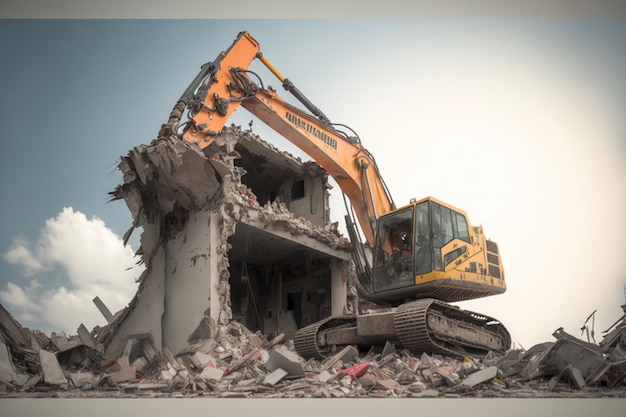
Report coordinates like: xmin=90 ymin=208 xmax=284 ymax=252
xmin=0 ymin=304 xmax=31 ymax=348
xmin=317 ymin=370 xmax=333 ymax=383
xmin=374 ymin=379 xmax=398 ymax=391
xmin=436 ymin=365 xmax=461 ymax=387
xmin=265 ymin=349 xmax=304 ymax=377
xmin=462 ymin=366 xmax=499 ymax=387
xmin=0 ymin=340 xmax=23 ymax=384
xmin=323 ymin=345 xmax=358 ymax=370
xmin=566 ymin=365 xmax=586 ymax=389
xmin=110 ymin=366 xmax=136 ymax=383
xmin=381 ymin=341 xmax=397 ymax=359
xmin=68 ymin=371 xmax=97 ymax=388
xmin=263 ymin=368 xmax=288 ymax=386
xmin=199 ymin=366 xmax=224 ymax=382
xmin=39 ymin=349 xmax=67 ymax=386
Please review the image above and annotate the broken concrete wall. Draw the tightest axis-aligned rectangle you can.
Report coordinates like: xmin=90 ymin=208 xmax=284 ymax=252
xmin=103 ymin=250 xmax=165 ymax=358
xmin=107 ymin=125 xmax=353 ymax=355
xmin=232 ymin=131 xmax=331 ymax=228
xmin=162 ymin=210 xmax=217 ymax=355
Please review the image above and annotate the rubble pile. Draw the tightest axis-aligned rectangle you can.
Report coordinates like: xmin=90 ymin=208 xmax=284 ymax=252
xmin=1 ymin=302 xmax=625 ymax=398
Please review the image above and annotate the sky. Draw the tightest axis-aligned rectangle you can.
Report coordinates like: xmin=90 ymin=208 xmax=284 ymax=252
xmin=0 ymin=18 xmax=625 ymax=350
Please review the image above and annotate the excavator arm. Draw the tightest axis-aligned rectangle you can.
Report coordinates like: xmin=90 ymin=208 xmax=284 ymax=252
xmin=240 ymin=90 xmax=394 ymax=245
xmin=157 ymin=31 xmax=511 ymax=359
xmin=170 ymin=31 xmax=394 ymax=245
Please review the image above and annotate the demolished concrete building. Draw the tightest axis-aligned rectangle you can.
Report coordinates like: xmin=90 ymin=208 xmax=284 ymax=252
xmin=0 ymin=124 xmax=625 ymax=398
xmin=105 ymin=124 xmax=356 ymax=357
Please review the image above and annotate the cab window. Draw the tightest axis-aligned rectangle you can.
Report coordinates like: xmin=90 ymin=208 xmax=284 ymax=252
xmin=373 ymin=206 xmax=414 ymax=291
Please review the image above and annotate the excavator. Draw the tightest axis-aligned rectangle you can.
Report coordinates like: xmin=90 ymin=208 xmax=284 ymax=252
xmin=158 ymin=31 xmax=511 ymax=359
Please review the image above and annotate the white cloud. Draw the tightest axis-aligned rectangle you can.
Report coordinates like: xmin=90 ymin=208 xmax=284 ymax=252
xmin=0 ymin=282 xmax=41 ymax=312
xmin=1 ymin=207 xmax=142 ymax=333
xmin=3 ymin=237 xmax=44 ymax=276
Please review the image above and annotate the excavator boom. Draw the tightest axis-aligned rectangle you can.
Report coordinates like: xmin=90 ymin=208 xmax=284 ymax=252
xmin=160 ymin=31 xmax=511 ymax=359
xmin=175 ymin=31 xmax=394 ymax=245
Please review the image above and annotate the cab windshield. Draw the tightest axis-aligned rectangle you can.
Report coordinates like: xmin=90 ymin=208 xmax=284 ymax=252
xmin=372 ymin=200 xmax=470 ymax=292
xmin=373 ymin=206 xmax=415 ymax=292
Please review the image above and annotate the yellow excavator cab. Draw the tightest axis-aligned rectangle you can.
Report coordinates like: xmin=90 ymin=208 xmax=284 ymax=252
xmin=370 ymin=197 xmax=506 ymax=304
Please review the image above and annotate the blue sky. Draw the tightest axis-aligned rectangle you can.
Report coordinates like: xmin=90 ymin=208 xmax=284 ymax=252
xmin=0 ymin=19 xmax=624 ymax=348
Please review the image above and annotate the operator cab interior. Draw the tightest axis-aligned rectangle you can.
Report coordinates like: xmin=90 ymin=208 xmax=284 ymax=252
xmin=372 ymin=197 xmax=472 ymax=293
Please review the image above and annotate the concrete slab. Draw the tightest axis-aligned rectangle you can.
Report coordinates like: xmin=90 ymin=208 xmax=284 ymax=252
xmin=381 ymin=341 xmax=397 ymax=358
xmin=0 ymin=362 xmax=16 ymax=383
xmin=77 ymin=323 xmax=96 ymax=347
xmin=263 ymin=368 xmax=288 ymax=386
xmin=265 ymin=349 xmax=304 ymax=377
xmin=461 ymin=365 xmax=498 ymax=387
xmin=437 ymin=365 xmax=461 ymax=386
xmin=0 ymin=304 xmax=30 ymax=347
xmin=549 ymin=336 xmax=607 ymax=381
xmin=317 ymin=370 xmax=332 ymax=383
xmin=39 ymin=349 xmax=67 ymax=385
xmin=375 ymin=379 xmax=398 ymax=391
xmin=357 ymin=374 xmax=377 ymax=388
xmin=68 ymin=371 xmax=97 ymax=388
xmin=22 ymin=375 xmax=42 ymax=389
xmin=199 ymin=366 xmax=224 ymax=382
xmin=566 ymin=365 xmax=586 ymax=389
xmin=110 ymin=367 xmax=136 ymax=383
xmin=189 ymin=351 xmax=213 ymax=369
xmin=93 ymin=296 xmax=114 ymax=323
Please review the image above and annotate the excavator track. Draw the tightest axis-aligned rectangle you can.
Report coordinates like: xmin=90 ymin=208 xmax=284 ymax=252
xmin=294 ymin=316 xmax=356 ymax=361
xmin=295 ymin=300 xmax=510 ymax=360
xmin=394 ymin=298 xmax=511 ymax=358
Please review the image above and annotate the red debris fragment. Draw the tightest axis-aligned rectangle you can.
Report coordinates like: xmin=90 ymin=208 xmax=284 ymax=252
xmin=337 ymin=362 xmax=370 ymax=381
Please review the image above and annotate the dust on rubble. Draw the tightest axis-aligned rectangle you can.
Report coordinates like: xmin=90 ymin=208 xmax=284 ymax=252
xmin=1 ymin=302 xmax=625 ymax=398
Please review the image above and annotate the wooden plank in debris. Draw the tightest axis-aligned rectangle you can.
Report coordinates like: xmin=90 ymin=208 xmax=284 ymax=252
xmin=224 ymin=348 xmax=261 ymax=375
xmin=323 ymin=345 xmax=358 ymax=370
xmin=264 ymin=333 xmax=284 ymax=350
